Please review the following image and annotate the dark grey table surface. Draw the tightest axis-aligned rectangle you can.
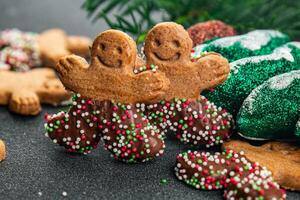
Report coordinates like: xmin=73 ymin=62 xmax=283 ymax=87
xmin=0 ymin=0 xmax=299 ymax=199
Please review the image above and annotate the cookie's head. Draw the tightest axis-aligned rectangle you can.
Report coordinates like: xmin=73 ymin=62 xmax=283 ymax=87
xmin=144 ymin=22 xmax=192 ymax=64
xmin=91 ymin=30 xmax=137 ymax=71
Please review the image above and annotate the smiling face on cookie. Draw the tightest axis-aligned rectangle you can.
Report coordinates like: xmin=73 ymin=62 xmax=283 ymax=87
xmin=144 ymin=22 xmax=192 ymax=63
xmin=91 ymin=30 xmax=136 ymax=69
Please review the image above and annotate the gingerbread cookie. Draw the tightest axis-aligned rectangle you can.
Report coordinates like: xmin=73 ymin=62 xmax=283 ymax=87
xmin=0 ymin=139 xmax=5 ymax=162
xmin=223 ymin=140 xmax=300 ymax=191
xmin=56 ymin=29 xmax=169 ymax=103
xmin=0 ymin=68 xmax=70 ymax=115
xmin=46 ymin=30 xmax=168 ymax=162
xmin=144 ymin=22 xmax=233 ymax=147
xmin=38 ymin=29 xmax=91 ymax=67
xmin=187 ymin=20 xmax=236 ymax=47
xmin=144 ymin=22 xmax=230 ymax=100
xmin=175 ymin=150 xmax=286 ymax=199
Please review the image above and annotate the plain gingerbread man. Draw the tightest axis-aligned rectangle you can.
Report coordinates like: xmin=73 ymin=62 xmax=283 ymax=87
xmin=56 ymin=29 xmax=169 ymax=103
xmin=0 ymin=68 xmax=70 ymax=115
xmin=144 ymin=22 xmax=230 ymax=100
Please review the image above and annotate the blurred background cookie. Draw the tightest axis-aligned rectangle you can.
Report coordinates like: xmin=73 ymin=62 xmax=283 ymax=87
xmin=0 ymin=68 xmax=70 ymax=115
xmin=0 ymin=28 xmax=91 ymax=71
xmin=187 ymin=20 xmax=236 ymax=47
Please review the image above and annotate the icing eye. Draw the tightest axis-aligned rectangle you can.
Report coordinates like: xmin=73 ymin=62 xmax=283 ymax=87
xmin=154 ymin=39 xmax=161 ymax=46
xmin=117 ymin=47 xmax=122 ymax=54
xmin=172 ymin=40 xmax=180 ymax=48
xmin=100 ymin=43 xmax=106 ymax=51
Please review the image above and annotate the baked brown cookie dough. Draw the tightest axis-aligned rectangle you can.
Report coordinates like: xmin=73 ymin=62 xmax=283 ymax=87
xmin=56 ymin=29 xmax=169 ymax=104
xmin=144 ymin=22 xmax=230 ymax=101
xmin=0 ymin=140 xmax=6 ymax=161
xmin=222 ymin=140 xmax=300 ymax=191
xmin=0 ymin=68 xmax=70 ymax=115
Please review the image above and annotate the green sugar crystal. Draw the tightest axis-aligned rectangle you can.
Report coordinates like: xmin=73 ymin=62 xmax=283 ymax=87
xmin=204 ymin=42 xmax=300 ymax=116
xmin=237 ymin=70 xmax=300 ymax=140
xmin=192 ymin=30 xmax=289 ymax=62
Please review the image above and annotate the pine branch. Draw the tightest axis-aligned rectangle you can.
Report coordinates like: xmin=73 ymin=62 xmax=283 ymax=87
xmin=82 ymin=0 xmax=300 ymax=42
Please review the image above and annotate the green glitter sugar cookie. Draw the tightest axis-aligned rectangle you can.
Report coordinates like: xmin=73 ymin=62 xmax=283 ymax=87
xmin=237 ymin=70 xmax=300 ymax=140
xmin=192 ymin=30 xmax=289 ymax=62
xmin=204 ymin=42 xmax=300 ymax=116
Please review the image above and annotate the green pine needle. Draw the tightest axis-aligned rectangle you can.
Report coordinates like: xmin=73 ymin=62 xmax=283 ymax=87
xmin=82 ymin=0 xmax=300 ymax=43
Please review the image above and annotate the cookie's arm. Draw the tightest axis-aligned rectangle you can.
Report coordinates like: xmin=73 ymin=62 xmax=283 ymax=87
xmin=195 ymin=53 xmax=230 ymax=91
xmin=8 ymin=90 xmax=41 ymax=115
xmin=132 ymin=71 xmax=170 ymax=103
xmin=56 ymin=55 xmax=89 ymax=92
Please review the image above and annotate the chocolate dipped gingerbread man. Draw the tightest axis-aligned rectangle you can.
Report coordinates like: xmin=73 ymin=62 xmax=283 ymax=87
xmin=45 ymin=30 xmax=169 ymax=162
xmin=144 ymin=22 xmax=233 ymax=147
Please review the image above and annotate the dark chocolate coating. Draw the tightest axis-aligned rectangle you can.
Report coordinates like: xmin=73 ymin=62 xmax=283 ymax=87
xmin=45 ymin=94 xmax=165 ymax=162
xmin=45 ymin=94 xmax=101 ymax=154
xmin=175 ymin=150 xmax=286 ymax=199
xmin=147 ymin=96 xmax=233 ymax=147
xmin=98 ymin=101 xmax=165 ymax=163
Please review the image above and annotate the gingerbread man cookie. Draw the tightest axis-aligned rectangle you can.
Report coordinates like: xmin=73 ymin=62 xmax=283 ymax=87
xmin=56 ymin=29 xmax=169 ymax=103
xmin=0 ymin=68 xmax=70 ymax=115
xmin=46 ymin=30 xmax=169 ymax=162
xmin=144 ymin=22 xmax=233 ymax=147
xmin=38 ymin=29 xmax=91 ymax=67
xmin=0 ymin=139 xmax=5 ymax=162
xmin=223 ymin=140 xmax=300 ymax=191
xmin=144 ymin=22 xmax=230 ymax=100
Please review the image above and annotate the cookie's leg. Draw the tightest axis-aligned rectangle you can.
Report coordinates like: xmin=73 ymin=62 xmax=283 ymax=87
xmin=45 ymin=94 xmax=101 ymax=154
xmin=147 ymin=96 xmax=233 ymax=147
xmin=99 ymin=102 xmax=165 ymax=163
xmin=9 ymin=91 xmax=41 ymax=115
